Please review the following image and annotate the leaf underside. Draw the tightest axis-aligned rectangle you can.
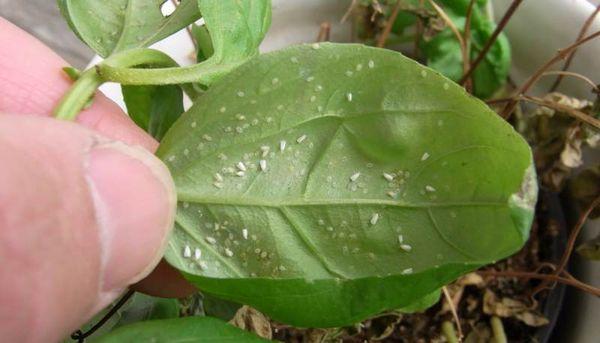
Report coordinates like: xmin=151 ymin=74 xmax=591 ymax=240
xmin=157 ymin=43 xmax=536 ymax=327
xmin=58 ymin=0 xmax=201 ymax=57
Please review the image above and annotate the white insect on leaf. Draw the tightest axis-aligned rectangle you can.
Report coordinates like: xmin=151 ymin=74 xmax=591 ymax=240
xmin=242 ymin=228 xmax=249 ymax=240
xmin=350 ymin=172 xmax=361 ymax=182
xmin=370 ymin=213 xmax=379 ymax=226
xmin=183 ymin=245 xmax=192 ymax=258
xmin=194 ymin=248 xmax=201 ymax=260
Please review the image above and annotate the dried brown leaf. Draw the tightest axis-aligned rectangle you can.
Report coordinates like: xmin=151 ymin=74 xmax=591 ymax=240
xmin=483 ymin=290 xmax=549 ymax=327
xmin=229 ymin=306 xmax=272 ymax=339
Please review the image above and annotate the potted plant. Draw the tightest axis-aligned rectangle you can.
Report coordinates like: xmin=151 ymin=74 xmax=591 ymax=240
xmin=46 ymin=0 xmax=600 ymax=341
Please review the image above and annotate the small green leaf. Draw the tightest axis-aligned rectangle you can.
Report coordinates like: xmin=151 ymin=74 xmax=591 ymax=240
xmin=58 ymin=0 xmax=201 ymax=57
xmin=158 ymin=43 xmax=536 ymax=327
xmin=95 ymin=0 xmax=272 ymax=87
xmin=122 ymin=84 xmax=184 ymax=141
xmin=93 ymin=316 xmax=268 ymax=342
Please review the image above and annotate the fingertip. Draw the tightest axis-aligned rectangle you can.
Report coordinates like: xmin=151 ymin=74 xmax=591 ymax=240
xmin=86 ymin=141 xmax=176 ymax=294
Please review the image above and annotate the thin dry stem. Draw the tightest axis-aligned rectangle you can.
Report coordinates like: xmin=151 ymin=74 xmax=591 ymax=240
xmin=549 ymin=4 xmax=600 ymax=92
xmin=501 ymin=30 xmax=600 ymax=118
xmin=341 ymin=0 xmax=359 ymax=23
xmin=542 ymin=71 xmax=599 ymax=92
xmin=377 ymin=0 xmax=404 ymax=47
xmin=442 ymin=286 xmax=463 ymax=342
xmin=459 ymin=0 xmax=524 ymax=85
xmin=520 ymin=95 xmax=600 ymax=129
xmin=462 ymin=0 xmax=477 ymax=92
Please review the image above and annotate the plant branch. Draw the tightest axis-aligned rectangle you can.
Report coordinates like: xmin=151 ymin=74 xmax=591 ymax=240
xmin=501 ymin=30 xmax=600 ymax=118
xmin=414 ymin=0 xmax=425 ymax=59
xmin=376 ymin=0 xmax=404 ymax=47
xmin=549 ymin=4 xmax=600 ymax=92
xmin=459 ymin=0 xmax=524 ymax=85
xmin=441 ymin=321 xmax=460 ymax=343
xmin=520 ymin=95 xmax=600 ymax=129
xmin=316 ymin=22 xmax=331 ymax=42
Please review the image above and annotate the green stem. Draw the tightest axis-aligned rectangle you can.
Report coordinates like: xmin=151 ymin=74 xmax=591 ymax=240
xmin=490 ymin=316 xmax=507 ymax=343
xmin=441 ymin=321 xmax=459 ymax=343
xmin=97 ymin=57 xmax=245 ymax=86
xmin=53 ymin=49 xmax=189 ymax=121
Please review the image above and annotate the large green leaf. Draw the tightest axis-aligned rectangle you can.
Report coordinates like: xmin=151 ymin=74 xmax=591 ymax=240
xmin=93 ymin=317 xmax=267 ymax=342
xmin=58 ymin=0 xmax=201 ymax=57
xmin=157 ymin=43 xmax=536 ymax=327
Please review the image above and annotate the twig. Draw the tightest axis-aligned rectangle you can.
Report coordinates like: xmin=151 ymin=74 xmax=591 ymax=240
xmin=442 ymin=286 xmax=463 ymax=342
xmin=478 ymin=270 xmax=600 ymax=297
xmin=486 ymin=97 xmax=514 ymax=105
xmin=520 ymin=95 xmax=600 ymax=129
xmin=316 ymin=22 xmax=331 ymax=42
xmin=549 ymin=4 xmax=600 ymax=92
xmin=459 ymin=0 xmax=524 ymax=85
xmin=501 ymin=30 xmax=600 ymax=118
xmin=462 ymin=0 xmax=477 ymax=92
xmin=556 ymin=195 xmax=600 ymax=276
xmin=542 ymin=71 xmax=599 ymax=92
xmin=377 ymin=0 xmax=404 ymax=47
xmin=427 ymin=0 xmax=469 ymax=88
xmin=490 ymin=317 xmax=507 ymax=343
xmin=70 ymin=290 xmax=135 ymax=342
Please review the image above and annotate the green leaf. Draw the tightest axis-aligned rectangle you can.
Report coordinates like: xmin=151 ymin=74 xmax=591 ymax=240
xmin=421 ymin=1 xmax=511 ymax=98
xmin=58 ymin=0 xmax=201 ymax=57
xmin=96 ymin=0 xmax=272 ymax=87
xmin=122 ymin=84 xmax=184 ymax=141
xmin=157 ymin=43 xmax=536 ymax=327
xmin=93 ymin=316 xmax=268 ymax=342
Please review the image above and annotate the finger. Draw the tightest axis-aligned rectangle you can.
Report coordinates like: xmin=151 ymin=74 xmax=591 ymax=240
xmin=0 ymin=114 xmax=176 ymax=342
xmin=0 ymin=17 xmax=156 ymax=151
xmin=0 ymin=17 xmax=195 ymax=298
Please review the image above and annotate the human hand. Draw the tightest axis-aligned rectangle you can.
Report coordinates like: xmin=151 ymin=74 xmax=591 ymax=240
xmin=0 ymin=18 xmax=194 ymax=342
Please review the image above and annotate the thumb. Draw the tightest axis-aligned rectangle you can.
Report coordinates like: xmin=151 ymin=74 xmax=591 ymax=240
xmin=0 ymin=114 xmax=177 ymax=342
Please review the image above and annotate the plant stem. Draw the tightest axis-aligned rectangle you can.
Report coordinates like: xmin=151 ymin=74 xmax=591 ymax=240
xmin=501 ymin=30 xmax=600 ymax=118
xmin=53 ymin=68 xmax=103 ymax=121
xmin=490 ymin=316 xmax=507 ymax=343
xmin=441 ymin=321 xmax=459 ymax=343
xmin=459 ymin=0 xmax=524 ymax=85
xmin=377 ymin=0 xmax=404 ymax=48
xmin=53 ymin=49 xmax=183 ymax=121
